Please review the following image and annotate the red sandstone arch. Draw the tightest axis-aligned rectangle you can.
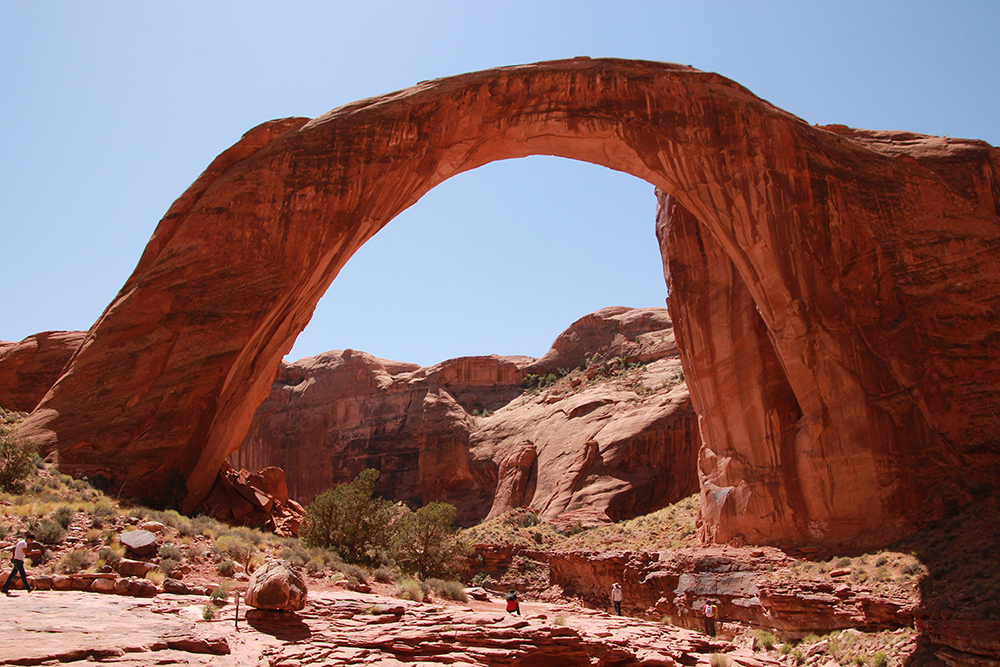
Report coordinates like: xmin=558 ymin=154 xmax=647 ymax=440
xmin=17 ymin=58 xmax=1000 ymax=547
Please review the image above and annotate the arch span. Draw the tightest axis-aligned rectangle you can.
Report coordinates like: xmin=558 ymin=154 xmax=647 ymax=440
xmin=17 ymin=58 xmax=1000 ymax=547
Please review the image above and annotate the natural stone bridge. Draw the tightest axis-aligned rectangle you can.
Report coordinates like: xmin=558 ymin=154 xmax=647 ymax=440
xmin=17 ymin=58 xmax=1000 ymax=548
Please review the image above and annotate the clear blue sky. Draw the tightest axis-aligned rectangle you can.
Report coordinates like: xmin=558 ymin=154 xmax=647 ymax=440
xmin=3 ymin=1 xmax=998 ymax=367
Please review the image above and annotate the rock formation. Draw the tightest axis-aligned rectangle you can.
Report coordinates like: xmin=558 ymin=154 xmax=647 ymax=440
xmin=245 ymin=558 xmax=308 ymax=612
xmin=198 ymin=462 xmax=305 ymax=537
xmin=229 ymin=306 xmax=699 ymax=526
xmin=547 ymin=549 xmax=916 ymax=637
xmin=0 ymin=331 xmax=85 ymax=413
xmin=13 ymin=58 xmax=1000 ymax=550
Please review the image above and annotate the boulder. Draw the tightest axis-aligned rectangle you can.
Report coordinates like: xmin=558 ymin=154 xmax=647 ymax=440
xmin=245 ymin=558 xmax=307 ymax=612
xmin=116 ymin=558 xmax=156 ymax=577
xmin=118 ymin=530 xmax=158 ymax=558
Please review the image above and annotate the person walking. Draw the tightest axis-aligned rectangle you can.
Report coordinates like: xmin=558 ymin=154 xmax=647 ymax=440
xmin=2 ymin=532 xmax=36 ymax=595
xmin=611 ymin=583 xmax=623 ymax=615
xmin=702 ymin=601 xmax=717 ymax=636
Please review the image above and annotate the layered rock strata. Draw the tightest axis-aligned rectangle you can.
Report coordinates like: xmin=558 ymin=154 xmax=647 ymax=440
xmin=547 ymin=549 xmax=917 ymax=638
xmin=229 ymin=306 xmax=699 ymax=525
xmin=14 ymin=58 xmax=1000 ymax=550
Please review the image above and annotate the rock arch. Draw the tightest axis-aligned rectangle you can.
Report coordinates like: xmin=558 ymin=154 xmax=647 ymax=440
xmin=17 ymin=58 xmax=1000 ymax=547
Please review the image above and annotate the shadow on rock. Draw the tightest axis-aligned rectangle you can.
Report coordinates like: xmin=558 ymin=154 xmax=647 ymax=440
xmin=246 ymin=609 xmax=312 ymax=641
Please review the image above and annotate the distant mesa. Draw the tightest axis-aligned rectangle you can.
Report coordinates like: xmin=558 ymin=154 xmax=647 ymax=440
xmin=7 ymin=58 xmax=1000 ymax=549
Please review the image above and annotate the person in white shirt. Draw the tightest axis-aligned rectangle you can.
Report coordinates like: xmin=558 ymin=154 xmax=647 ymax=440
xmin=2 ymin=532 xmax=35 ymax=595
xmin=611 ymin=583 xmax=623 ymax=615
xmin=702 ymin=601 xmax=717 ymax=636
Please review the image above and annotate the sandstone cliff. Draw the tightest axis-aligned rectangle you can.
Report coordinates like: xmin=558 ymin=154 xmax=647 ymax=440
xmin=228 ymin=306 xmax=699 ymax=525
xmin=0 ymin=331 xmax=85 ymax=413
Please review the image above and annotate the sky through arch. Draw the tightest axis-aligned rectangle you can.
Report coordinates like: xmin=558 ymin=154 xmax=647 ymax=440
xmin=292 ymin=156 xmax=665 ymax=366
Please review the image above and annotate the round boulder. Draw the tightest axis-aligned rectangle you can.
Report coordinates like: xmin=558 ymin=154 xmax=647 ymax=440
xmin=244 ymin=558 xmax=307 ymax=612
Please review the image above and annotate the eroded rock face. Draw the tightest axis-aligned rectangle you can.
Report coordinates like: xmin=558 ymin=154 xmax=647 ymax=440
xmin=548 ymin=549 xmax=917 ymax=638
xmin=230 ymin=307 xmax=698 ymax=525
xmin=0 ymin=331 xmax=85 ymax=412
xmin=14 ymin=58 xmax=1000 ymax=549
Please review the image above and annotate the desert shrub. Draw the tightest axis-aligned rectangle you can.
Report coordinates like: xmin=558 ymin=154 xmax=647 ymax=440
xmin=871 ymin=652 xmax=889 ymax=667
xmin=216 ymin=559 xmax=238 ymax=576
xmin=553 ymin=614 xmax=567 ymax=626
xmin=754 ymin=629 xmax=778 ymax=650
xmin=210 ymin=581 xmax=233 ymax=602
xmin=426 ymin=578 xmax=468 ymax=602
xmin=391 ymin=501 xmax=468 ymax=579
xmin=34 ymin=518 xmax=66 ymax=545
xmin=395 ymin=578 xmax=424 ymax=601
xmin=90 ymin=501 xmax=117 ymax=527
xmin=232 ymin=525 xmax=265 ymax=546
xmin=710 ymin=655 xmax=731 ymax=667
xmin=301 ymin=468 xmax=395 ymax=565
xmin=158 ymin=543 xmax=183 ymax=560
xmin=145 ymin=569 xmax=166 ymax=586
xmin=278 ymin=543 xmax=311 ymax=567
xmin=97 ymin=546 xmax=122 ymax=568
xmin=202 ymin=603 xmax=216 ymax=620
xmin=305 ymin=556 xmax=327 ymax=575
xmin=52 ymin=506 xmax=74 ymax=529
xmin=57 ymin=548 xmax=93 ymax=574
xmin=213 ymin=534 xmax=256 ymax=568
xmin=159 ymin=557 xmax=181 ymax=575
xmin=0 ymin=430 xmax=39 ymax=494
xmin=339 ymin=562 xmax=368 ymax=585
xmin=373 ymin=566 xmax=397 ymax=583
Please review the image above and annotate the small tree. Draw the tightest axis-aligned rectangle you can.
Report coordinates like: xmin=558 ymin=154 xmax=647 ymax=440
xmin=391 ymin=501 xmax=468 ymax=580
xmin=301 ymin=468 xmax=394 ymax=565
xmin=0 ymin=428 xmax=39 ymax=494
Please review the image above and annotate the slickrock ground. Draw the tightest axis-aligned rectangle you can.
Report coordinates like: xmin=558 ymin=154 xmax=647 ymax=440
xmin=0 ymin=587 xmax=774 ymax=667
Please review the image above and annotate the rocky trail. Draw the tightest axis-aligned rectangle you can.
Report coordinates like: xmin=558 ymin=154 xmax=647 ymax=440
xmin=0 ymin=586 xmax=775 ymax=667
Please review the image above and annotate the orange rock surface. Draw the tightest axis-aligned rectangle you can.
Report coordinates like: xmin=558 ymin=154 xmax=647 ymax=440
xmin=0 ymin=331 xmax=85 ymax=413
xmin=14 ymin=58 xmax=1000 ymax=549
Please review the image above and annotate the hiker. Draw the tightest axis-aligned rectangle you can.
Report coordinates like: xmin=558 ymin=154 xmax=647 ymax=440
xmin=611 ymin=582 xmax=623 ymax=615
xmin=505 ymin=589 xmax=520 ymax=615
xmin=702 ymin=601 xmax=718 ymax=636
xmin=2 ymin=532 xmax=36 ymax=595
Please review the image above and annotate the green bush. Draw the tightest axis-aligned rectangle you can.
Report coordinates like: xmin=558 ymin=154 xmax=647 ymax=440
xmin=158 ymin=543 xmax=183 ymax=560
xmin=0 ymin=430 xmax=39 ymax=494
xmin=301 ymin=468 xmax=395 ymax=565
xmin=57 ymin=548 xmax=93 ymax=574
xmin=426 ymin=578 xmax=468 ymax=602
xmin=391 ymin=501 xmax=468 ymax=579
xmin=871 ymin=652 xmax=888 ymax=667
xmin=216 ymin=559 xmax=238 ymax=576
xmin=34 ymin=518 xmax=66 ymax=545
xmin=754 ymin=629 xmax=778 ymax=650
xmin=395 ymin=578 xmax=424 ymax=601
xmin=52 ymin=506 xmax=74 ymax=529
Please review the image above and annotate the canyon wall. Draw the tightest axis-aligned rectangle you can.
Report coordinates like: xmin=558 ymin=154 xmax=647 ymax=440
xmin=229 ymin=307 xmax=699 ymax=525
